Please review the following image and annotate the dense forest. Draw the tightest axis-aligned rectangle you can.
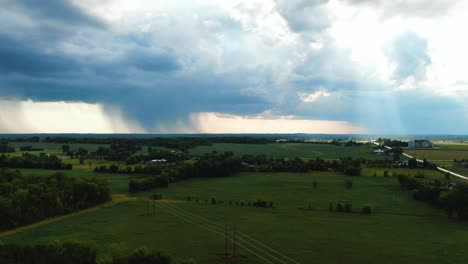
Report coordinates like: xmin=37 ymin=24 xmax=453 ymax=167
xmin=0 ymin=170 xmax=110 ymax=230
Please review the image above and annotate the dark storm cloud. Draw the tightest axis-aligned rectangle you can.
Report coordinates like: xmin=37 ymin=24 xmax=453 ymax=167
xmin=1 ymin=0 xmax=103 ymax=27
xmin=0 ymin=35 xmax=81 ymax=77
xmin=124 ymin=49 xmax=181 ymax=72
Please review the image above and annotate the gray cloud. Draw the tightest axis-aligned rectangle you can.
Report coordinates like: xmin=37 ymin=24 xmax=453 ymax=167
xmin=275 ymin=0 xmax=331 ymax=34
xmin=344 ymin=0 xmax=461 ymax=18
xmin=386 ymin=32 xmax=431 ymax=81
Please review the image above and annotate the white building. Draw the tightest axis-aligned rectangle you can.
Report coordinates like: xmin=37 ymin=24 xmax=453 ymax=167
xmin=408 ymin=140 xmax=433 ymax=148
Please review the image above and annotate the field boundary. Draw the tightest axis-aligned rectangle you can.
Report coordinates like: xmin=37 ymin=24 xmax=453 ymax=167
xmin=0 ymin=194 xmax=131 ymax=238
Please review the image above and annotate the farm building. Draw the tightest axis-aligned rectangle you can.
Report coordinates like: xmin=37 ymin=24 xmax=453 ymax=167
xmin=148 ymin=159 xmax=167 ymax=164
xmin=408 ymin=140 xmax=433 ymax=148
xmin=374 ymin=149 xmax=385 ymax=154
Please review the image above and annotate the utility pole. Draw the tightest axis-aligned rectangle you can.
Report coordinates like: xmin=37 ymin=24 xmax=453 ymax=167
xmin=233 ymin=224 xmax=237 ymax=257
xmin=147 ymin=199 xmax=150 ymax=216
xmin=225 ymin=224 xmax=228 ymax=257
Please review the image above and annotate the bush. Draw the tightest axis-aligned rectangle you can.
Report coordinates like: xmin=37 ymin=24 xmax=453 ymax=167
xmin=336 ymin=203 xmax=344 ymax=212
xmin=312 ymin=181 xmax=318 ymax=188
xmin=345 ymin=180 xmax=353 ymax=189
xmin=415 ymin=172 xmax=425 ymax=179
xmin=361 ymin=205 xmax=372 ymax=214
xmin=412 ymin=189 xmax=422 ymax=200
xmin=0 ymin=242 xmax=98 ymax=264
xmin=344 ymin=202 xmax=352 ymax=213
xmin=128 ymin=247 xmax=172 ymax=264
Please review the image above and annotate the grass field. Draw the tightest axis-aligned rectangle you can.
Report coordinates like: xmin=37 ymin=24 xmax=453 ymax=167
xmin=406 ymin=149 xmax=468 ymax=161
xmin=189 ymin=143 xmax=385 ymax=160
xmin=2 ymin=171 xmax=468 ymax=263
xmin=434 ymin=141 xmax=468 ymax=149
xmin=403 ymin=141 xmax=468 ymax=169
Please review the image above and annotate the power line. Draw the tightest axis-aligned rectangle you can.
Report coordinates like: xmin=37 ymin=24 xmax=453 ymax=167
xmin=159 ymin=201 xmax=300 ymax=264
xmin=154 ymin=201 xmax=278 ymax=264
xmin=156 ymin=201 xmax=299 ymax=264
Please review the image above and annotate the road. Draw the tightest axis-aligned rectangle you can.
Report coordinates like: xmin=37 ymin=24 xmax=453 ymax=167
xmin=372 ymin=141 xmax=468 ymax=181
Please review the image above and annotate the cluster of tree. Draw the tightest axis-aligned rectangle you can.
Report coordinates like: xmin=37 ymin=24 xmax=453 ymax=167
xmin=341 ymin=158 xmax=362 ymax=176
xmin=387 ymin=147 xmax=403 ymax=161
xmin=92 ymin=144 xmax=142 ymax=161
xmin=397 ymin=174 xmax=468 ymax=220
xmin=18 ymin=146 xmax=44 ymax=151
xmin=0 ymin=143 xmax=14 ymax=153
xmin=364 ymin=159 xmax=394 ymax=168
xmin=453 ymin=159 xmax=468 ymax=168
xmin=329 ymin=202 xmax=352 ymax=213
xmin=0 ymin=242 xmax=196 ymax=264
xmin=0 ymin=170 xmax=110 ymax=230
xmin=343 ymin=141 xmax=367 ymax=147
xmin=128 ymin=153 xmax=242 ymax=193
xmin=397 ymin=174 xmax=442 ymax=205
xmin=0 ymin=153 xmax=72 ymax=170
xmin=205 ymin=198 xmax=274 ymax=208
xmin=61 ymin=145 xmax=89 ymax=158
xmin=378 ymin=139 xmax=409 ymax=148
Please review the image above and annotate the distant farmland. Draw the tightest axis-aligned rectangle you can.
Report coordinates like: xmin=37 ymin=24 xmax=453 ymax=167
xmin=189 ymin=143 xmax=386 ymax=160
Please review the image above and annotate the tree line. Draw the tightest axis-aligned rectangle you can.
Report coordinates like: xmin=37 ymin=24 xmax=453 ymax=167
xmin=128 ymin=152 xmax=242 ymax=193
xmin=0 ymin=143 xmax=15 ymax=153
xmin=0 ymin=153 xmax=72 ymax=170
xmin=0 ymin=170 xmax=110 ymax=230
xmin=0 ymin=242 xmax=196 ymax=264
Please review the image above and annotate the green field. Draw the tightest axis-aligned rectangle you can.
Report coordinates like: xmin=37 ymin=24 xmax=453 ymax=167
xmin=406 ymin=149 xmax=468 ymax=161
xmin=434 ymin=141 xmax=468 ymax=149
xmin=189 ymin=143 xmax=385 ymax=160
xmin=403 ymin=141 xmax=468 ymax=169
xmin=2 ymin=171 xmax=468 ymax=263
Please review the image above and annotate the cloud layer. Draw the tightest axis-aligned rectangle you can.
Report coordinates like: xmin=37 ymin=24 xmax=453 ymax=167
xmin=0 ymin=0 xmax=467 ymax=134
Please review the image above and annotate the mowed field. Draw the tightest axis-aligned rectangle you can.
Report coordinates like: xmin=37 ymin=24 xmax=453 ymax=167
xmin=2 ymin=171 xmax=468 ymax=264
xmin=406 ymin=141 xmax=468 ymax=164
xmin=189 ymin=143 xmax=385 ymax=160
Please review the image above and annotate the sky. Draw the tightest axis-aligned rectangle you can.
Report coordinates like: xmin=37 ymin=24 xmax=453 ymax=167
xmin=0 ymin=0 xmax=467 ymax=134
